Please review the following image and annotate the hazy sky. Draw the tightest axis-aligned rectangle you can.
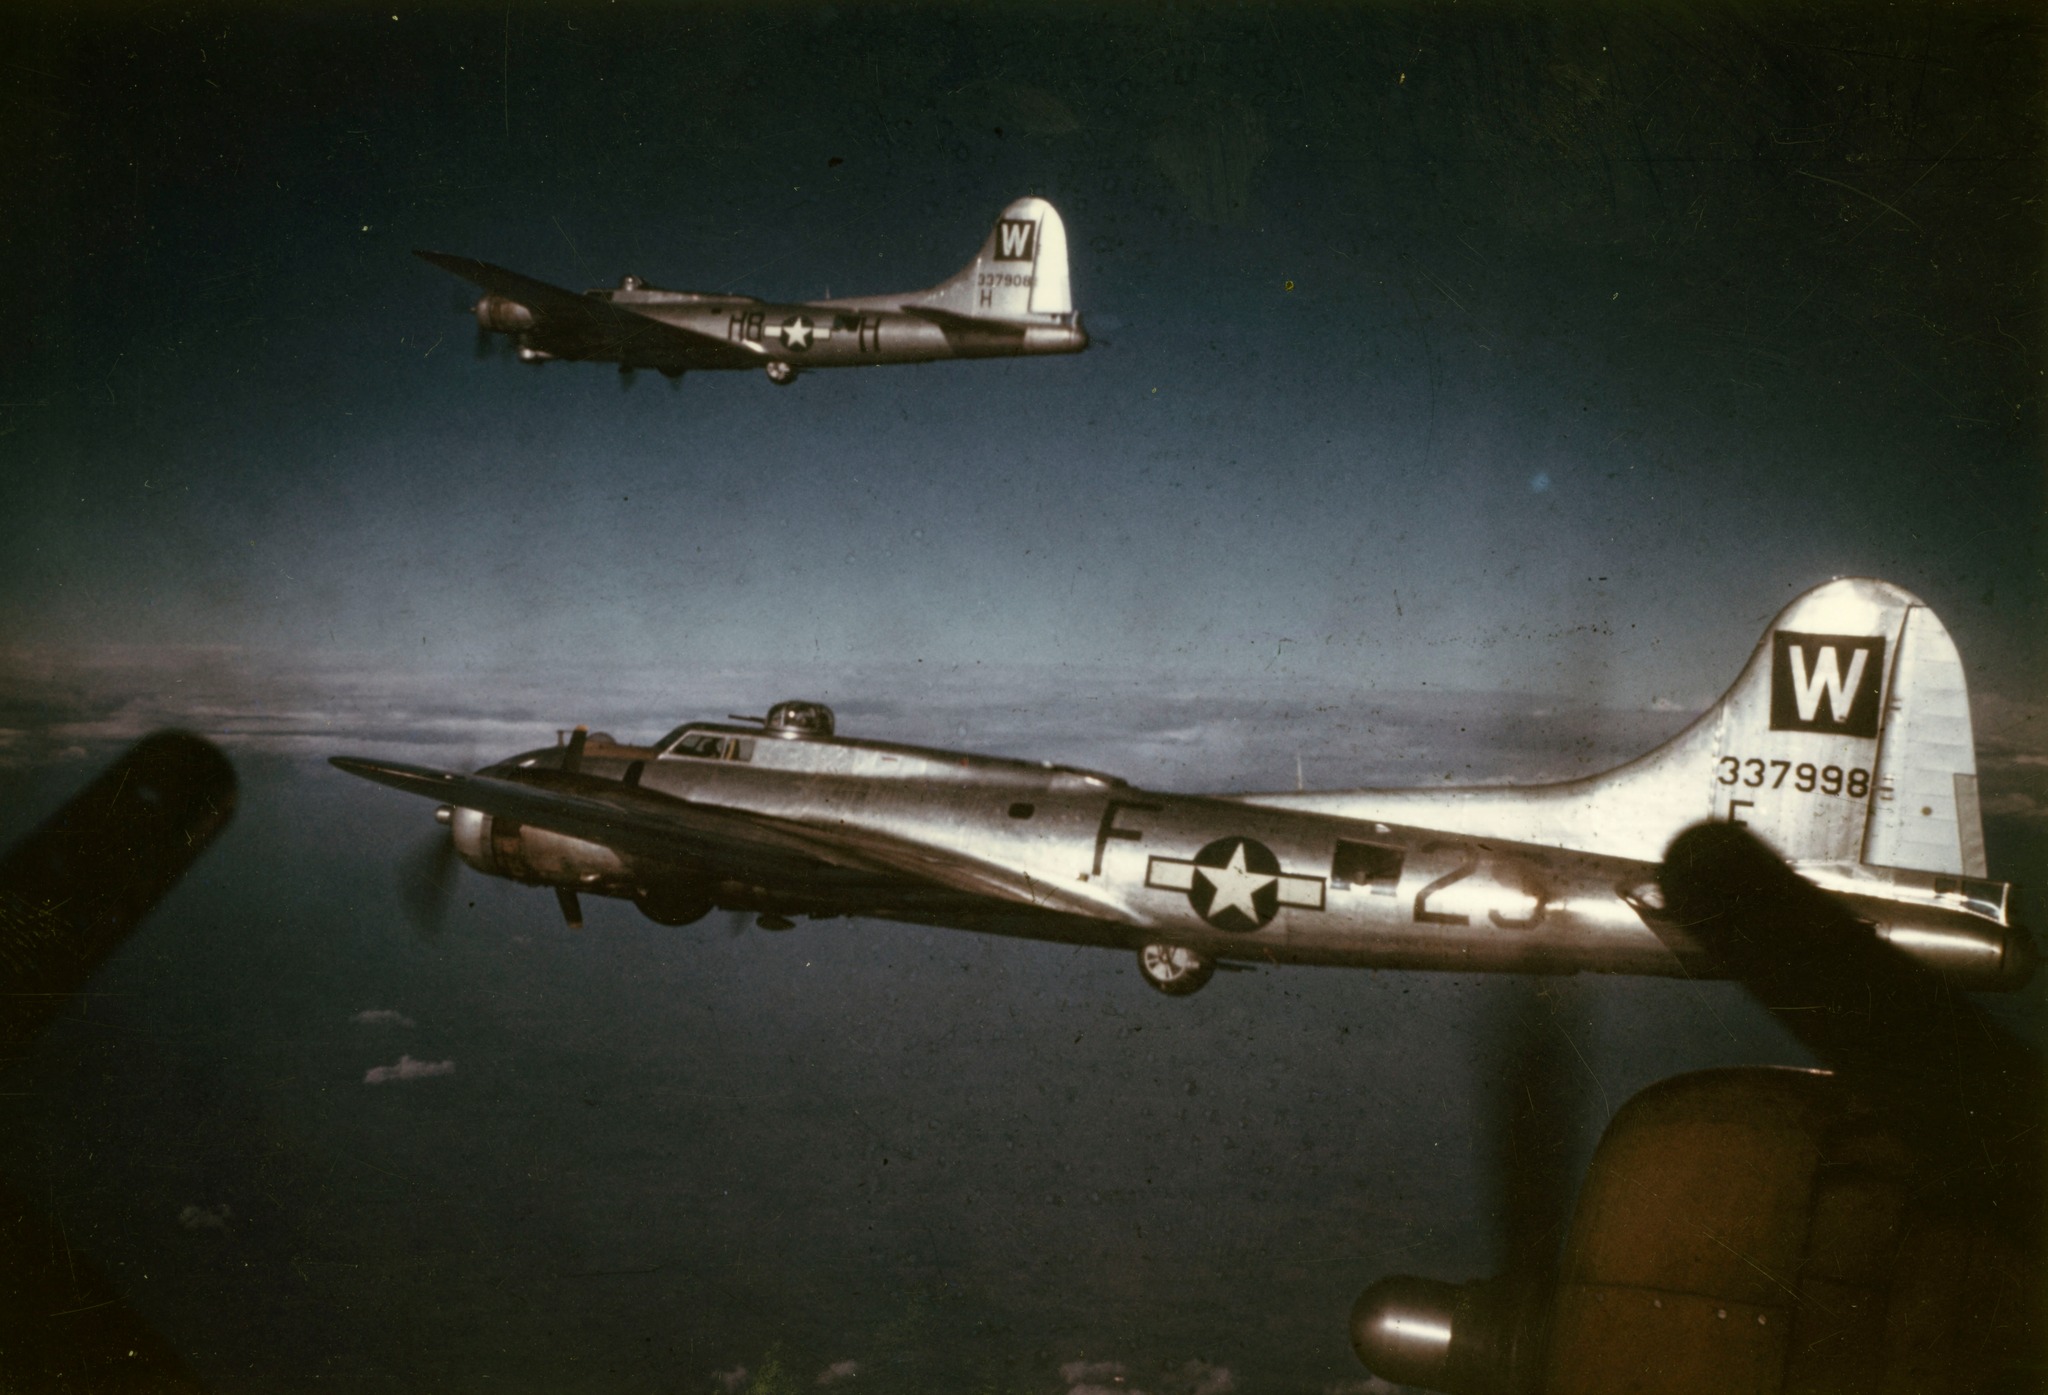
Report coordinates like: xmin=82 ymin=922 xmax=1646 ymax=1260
xmin=4 ymin=2 xmax=2041 ymax=724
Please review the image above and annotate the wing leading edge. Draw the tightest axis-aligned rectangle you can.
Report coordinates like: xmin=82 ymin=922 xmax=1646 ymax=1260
xmin=328 ymin=756 xmax=1126 ymax=921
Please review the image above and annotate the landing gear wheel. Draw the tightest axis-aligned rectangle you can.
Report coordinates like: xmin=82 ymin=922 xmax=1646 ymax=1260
xmin=633 ymin=886 xmax=713 ymax=927
xmin=1137 ymin=943 xmax=1215 ymax=996
xmin=764 ymin=360 xmax=797 ymax=386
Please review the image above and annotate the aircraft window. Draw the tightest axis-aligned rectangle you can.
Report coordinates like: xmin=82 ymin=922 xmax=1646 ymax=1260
xmin=1332 ymin=840 xmax=1403 ymax=890
xmin=727 ymin=739 xmax=755 ymax=763
xmin=1008 ymin=802 xmax=1035 ymax=820
xmin=672 ymin=733 xmax=726 ymax=759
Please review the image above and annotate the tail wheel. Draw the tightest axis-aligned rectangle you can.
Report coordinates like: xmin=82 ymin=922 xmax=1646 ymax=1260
xmin=634 ymin=886 xmax=713 ymax=927
xmin=764 ymin=360 xmax=797 ymax=386
xmin=1137 ymin=943 xmax=1215 ymax=996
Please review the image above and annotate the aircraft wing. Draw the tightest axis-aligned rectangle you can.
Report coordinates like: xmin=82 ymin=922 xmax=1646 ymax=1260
xmin=415 ymin=250 xmax=764 ymax=369
xmin=329 ymin=757 xmax=1129 ymax=921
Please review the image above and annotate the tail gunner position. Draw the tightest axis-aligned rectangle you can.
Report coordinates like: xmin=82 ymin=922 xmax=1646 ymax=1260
xmin=333 ymin=580 xmax=2034 ymax=996
xmin=420 ymin=196 xmax=1087 ymax=387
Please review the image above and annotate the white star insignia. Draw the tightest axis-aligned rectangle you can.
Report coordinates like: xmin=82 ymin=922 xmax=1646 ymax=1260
xmin=1197 ymin=842 xmax=1277 ymax=922
xmin=780 ymin=316 xmax=813 ymax=351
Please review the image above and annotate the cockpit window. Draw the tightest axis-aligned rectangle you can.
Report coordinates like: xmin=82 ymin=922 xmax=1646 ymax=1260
xmin=662 ymin=731 xmax=755 ymax=762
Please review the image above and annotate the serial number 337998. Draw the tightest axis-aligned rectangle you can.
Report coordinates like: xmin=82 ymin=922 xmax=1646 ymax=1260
xmin=1718 ymin=757 xmax=1869 ymax=798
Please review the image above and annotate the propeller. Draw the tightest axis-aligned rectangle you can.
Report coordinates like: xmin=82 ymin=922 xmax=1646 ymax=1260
xmin=617 ymin=364 xmax=637 ymax=390
xmin=397 ymin=812 xmax=461 ymax=938
xmin=1351 ymin=824 xmax=2044 ymax=1392
xmin=1482 ymin=978 xmax=1581 ymax=1283
xmin=1660 ymin=822 xmax=2042 ymax=1230
xmin=1349 ymin=975 xmax=1576 ymax=1395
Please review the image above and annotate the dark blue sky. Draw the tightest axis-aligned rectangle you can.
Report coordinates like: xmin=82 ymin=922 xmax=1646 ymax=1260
xmin=4 ymin=3 xmax=2041 ymax=717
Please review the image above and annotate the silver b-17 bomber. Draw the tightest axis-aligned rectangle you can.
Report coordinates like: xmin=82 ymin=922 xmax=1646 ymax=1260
xmin=334 ymin=580 xmax=2034 ymax=995
xmin=421 ymin=196 xmax=1087 ymax=386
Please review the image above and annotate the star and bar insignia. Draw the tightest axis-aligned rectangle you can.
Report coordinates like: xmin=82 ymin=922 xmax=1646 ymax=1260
xmin=1146 ymin=837 xmax=1325 ymax=932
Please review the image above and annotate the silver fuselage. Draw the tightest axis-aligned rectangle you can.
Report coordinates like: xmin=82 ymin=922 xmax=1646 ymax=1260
xmin=513 ymin=287 xmax=1087 ymax=371
xmin=450 ymin=723 xmax=2027 ymax=989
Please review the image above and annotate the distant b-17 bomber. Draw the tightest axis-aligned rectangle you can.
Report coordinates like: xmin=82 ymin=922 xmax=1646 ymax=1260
xmin=419 ymin=196 xmax=1087 ymax=387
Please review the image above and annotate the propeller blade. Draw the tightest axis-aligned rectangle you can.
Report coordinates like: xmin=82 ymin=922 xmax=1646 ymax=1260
xmin=617 ymin=365 xmax=637 ymax=390
xmin=1660 ymin=822 xmax=2043 ymax=1232
xmin=555 ymin=886 xmax=584 ymax=929
xmin=397 ymin=826 xmax=459 ymax=938
xmin=1482 ymin=979 xmax=1580 ymax=1283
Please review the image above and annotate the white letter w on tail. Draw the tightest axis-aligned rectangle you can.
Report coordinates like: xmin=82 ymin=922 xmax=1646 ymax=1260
xmin=1769 ymin=631 xmax=1884 ymax=736
xmin=1788 ymin=644 xmax=1869 ymax=723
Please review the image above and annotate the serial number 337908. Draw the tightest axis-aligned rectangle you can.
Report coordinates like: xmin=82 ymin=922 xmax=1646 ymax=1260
xmin=1718 ymin=757 xmax=1869 ymax=798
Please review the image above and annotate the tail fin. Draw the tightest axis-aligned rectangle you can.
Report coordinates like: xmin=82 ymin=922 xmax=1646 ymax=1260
xmin=1249 ymin=578 xmax=1987 ymax=874
xmin=1615 ymin=577 xmax=1985 ymax=873
xmin=908 ymin=197 xmax=1074 ymax=322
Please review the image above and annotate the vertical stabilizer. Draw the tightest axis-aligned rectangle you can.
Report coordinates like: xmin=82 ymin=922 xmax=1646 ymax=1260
xmin=1239 ymin=579 xmax=1987 ymax=874
xmin=909 ymin=197 xmax=1075 ymax=321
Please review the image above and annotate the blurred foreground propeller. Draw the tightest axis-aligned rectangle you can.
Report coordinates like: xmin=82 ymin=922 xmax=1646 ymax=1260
xmin=1660 ymin=822 xmax=2042 ymax=1233
xmin=0 ymin=731 xmax=234 ymax=1390
xmin=1351 ymin=822 xmax=2043 ymax=1393
xmin=397 ymin=811 xmax=460 ymax=938
xmin=1352 ymin=979 xmax=1575 ymax=1395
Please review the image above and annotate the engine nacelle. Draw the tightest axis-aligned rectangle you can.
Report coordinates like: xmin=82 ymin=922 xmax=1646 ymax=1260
xmin=447 ymin=808 xmax=625 ymax=888
xmin=474 ymin=293 xmax=535 ymax=333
